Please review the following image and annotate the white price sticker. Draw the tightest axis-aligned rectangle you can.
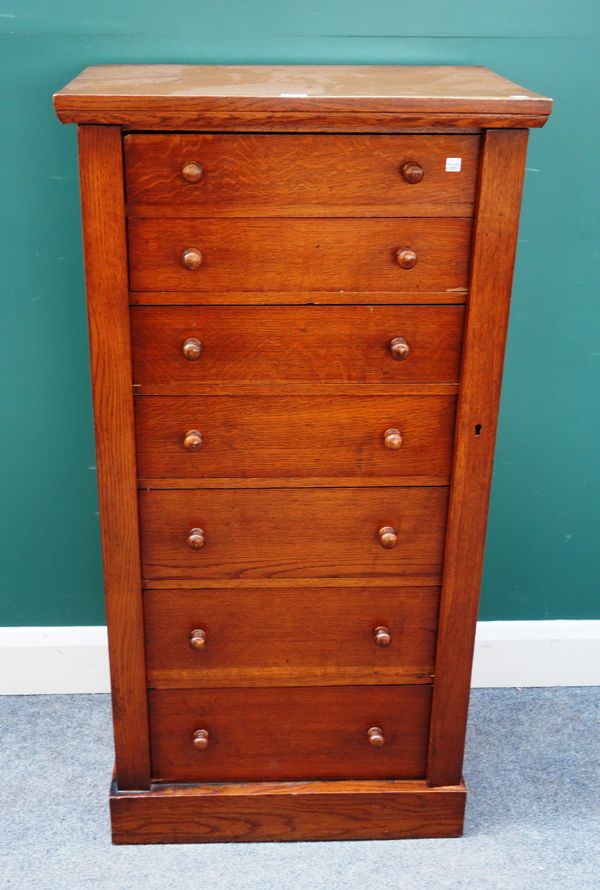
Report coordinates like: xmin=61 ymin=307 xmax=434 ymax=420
xmin=445 ymin=157 xmax=462 ymax=172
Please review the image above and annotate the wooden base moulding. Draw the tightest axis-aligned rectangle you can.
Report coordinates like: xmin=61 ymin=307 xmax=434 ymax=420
xmin=110 ymin=778 xmax=467 ymax=844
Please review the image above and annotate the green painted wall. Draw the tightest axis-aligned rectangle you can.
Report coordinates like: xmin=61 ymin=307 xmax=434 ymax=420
xmin=1 ymin=3 xmax=598 ymax=625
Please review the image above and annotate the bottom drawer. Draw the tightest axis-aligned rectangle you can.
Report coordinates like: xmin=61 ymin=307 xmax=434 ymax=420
xmin=149 ymin=686 xmax=432 ymax=783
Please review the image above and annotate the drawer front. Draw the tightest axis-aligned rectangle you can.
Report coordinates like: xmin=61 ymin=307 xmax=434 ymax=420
xmin=125 ymin=134 xmax=478 ymax=216
xmin=131 ymin=306 xmax=465 ymax=387
xmin=149 ymin=685 xmax=432 ymax=782
xmin=139 ymin=487 xmax=448 ymax=580
xmin=144 ymin=587 xmax=439 ymax=687
xmin=128 ymin=218 xmax=471 ymax=293
xmin=136 ymin=394 xmax=456 ymax=482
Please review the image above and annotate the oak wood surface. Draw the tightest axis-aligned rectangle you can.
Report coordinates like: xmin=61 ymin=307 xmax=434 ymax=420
xmin=124 ymin=133 xmax=478 ymax=217
xmin=130 ymin=305 xmax=464 ymax=386
xmin=54 ymin=64 xmax=552 ymax=125
xmin=135 ymin=394 xmax=456 ymax=481
xmin=139 ymin=487 xmax=448 ymax=581
xmin=427 ymin=130 xmax=529 ymax=787
xmin=110 ymin=778 xmax=466 ymax=843
xmin=137 ymin=477 xmax=448 ymax=489
xmin=133 ymin=383 xmax=458 ymax=397
xmin=143 ymin=586 xmax=439 ymax=687
xmin=148 ymin=685 xmax=431 ymax=782
xmin=131 ymin=289 xmax=467 ymax=306
xmin=77 ymin=126 xmax=150 ymax=790
xmin=143 ymin=576 xmax=443 ymax=589
xmin=130 ymin=203 xmax=474 ymax=220
xmin=70 ymin=111 xmax=550 ymax=131
xmin=127 ymin=218 xmax=472 ymax=293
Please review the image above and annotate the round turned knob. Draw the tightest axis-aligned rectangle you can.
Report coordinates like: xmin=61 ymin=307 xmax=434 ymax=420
xmin=182 ymin=248 xmax=203 ymax=270
xmin=182 ymin=337 xmax=203 ymax=361
xmin=378 ymin=526 xmax=398 ymax=549
xmin=192 ymin=729 xmax=209 ymax=750
xmin=182 ymin=161 xmax=204 ymax=183
xmin=189 ymin=628 xmax=207 ymax=650
xmin=367 ymin=726 xmax=385 ymax=747
xmin=400 ymin=161 xmax=424 ymax=184
xmin=389 ymin=337 xmax=410 ymax=361
xmin=183 ymin=429 xmax=203 ymax=452
xmin=373 ymin=625 xmax=392 ymax=648
xmin=187 ymin=527 xmax=206 ymax=550
xmin=396 ymin=248 xmax=417 ymax=270
xmin=383 ymin=428 xmax=403 ymax=450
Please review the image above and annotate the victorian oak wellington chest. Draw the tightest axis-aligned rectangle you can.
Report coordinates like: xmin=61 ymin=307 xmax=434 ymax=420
xmin=53 ymin=65 xmax=551 ymax=843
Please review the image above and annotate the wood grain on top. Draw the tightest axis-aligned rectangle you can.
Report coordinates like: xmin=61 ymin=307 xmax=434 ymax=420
xmin=54 ymin=65 xmax=552 ymax=127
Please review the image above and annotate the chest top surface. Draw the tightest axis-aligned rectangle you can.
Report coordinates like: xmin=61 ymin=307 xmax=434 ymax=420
xmin=53 ymin=64 xmax=552 ymax=128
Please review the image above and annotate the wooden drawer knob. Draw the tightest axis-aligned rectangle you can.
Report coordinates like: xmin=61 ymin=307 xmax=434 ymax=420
xmin=400 ymin=161 xmax=424 ymax=184
xmin=182 ymin=247 xmax=203 ymax=270
xmin=378 ymin=526 xmax=398 ymax=549
xmin=182 ymin=161 xmax=204 ymax=183
xmin=367 ymin=726 xmax=385 ymax=747
xmin=183 ymin=429 xmax=203 ymax=452
xmin=383 ymin=428 xmax=402 ymax=450
xmin=373 ymin=625 xmax=392 ymax=648
xmin=389 ymin=336 xmax=410 ymax=361
xmin=189 ymin=628 xmax=207 ymax=650
xmin=396 ymin=247 xmax=417 ymax=270
xmin=182 ymin=337 xmax=203 ymax=360
xmin=187 ymin=527 xmax=206 ymax=550
xmin=192 ymin=728 xmax=209 ymax=750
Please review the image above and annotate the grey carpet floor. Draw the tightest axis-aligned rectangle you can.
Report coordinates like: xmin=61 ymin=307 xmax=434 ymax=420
xmin=0 ymin=688 xmax=598 ymax=889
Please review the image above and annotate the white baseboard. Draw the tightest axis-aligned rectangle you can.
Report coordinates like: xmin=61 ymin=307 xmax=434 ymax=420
xmin=0 ymin=621 xmax=598 ymax=694
xmin=471 ymin=620 xmax=600 ymax=688
xmin=0 ymin=626 xmax=110 ymax=694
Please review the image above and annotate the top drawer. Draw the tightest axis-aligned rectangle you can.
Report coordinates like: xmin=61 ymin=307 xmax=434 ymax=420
xmin=124 ymin=134 xmax=479 ymax=217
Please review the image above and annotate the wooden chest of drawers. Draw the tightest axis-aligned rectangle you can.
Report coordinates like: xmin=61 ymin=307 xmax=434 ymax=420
xmin=54 ymin=64 xmax=551 ymax=844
